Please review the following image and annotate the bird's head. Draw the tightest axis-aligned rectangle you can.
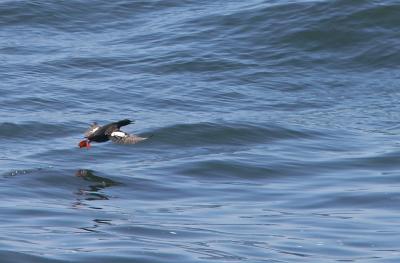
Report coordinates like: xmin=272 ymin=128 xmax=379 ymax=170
xmin=78 ymin=139 xmax=90 ymax=149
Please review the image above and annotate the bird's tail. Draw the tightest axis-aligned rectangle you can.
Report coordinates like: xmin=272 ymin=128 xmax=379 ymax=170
xmin=116 ymin=119 xmax=134 ymax=128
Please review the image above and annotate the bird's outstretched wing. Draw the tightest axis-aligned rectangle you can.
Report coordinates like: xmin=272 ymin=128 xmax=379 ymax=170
xmin=84 ymin=122 xmax=101 ymax=138
xmin=108 ymin=131 xmax=147 ymax=144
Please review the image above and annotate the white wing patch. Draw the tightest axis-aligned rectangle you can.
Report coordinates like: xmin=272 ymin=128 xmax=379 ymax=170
xmin=84 ymin=123 xmax=101 ymax=138
xmin=111 ymin=131 xmax=127 ymax=137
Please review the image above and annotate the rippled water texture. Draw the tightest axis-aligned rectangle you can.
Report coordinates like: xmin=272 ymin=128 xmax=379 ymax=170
xmin=1 ymin=0 xmax=400 ymax=262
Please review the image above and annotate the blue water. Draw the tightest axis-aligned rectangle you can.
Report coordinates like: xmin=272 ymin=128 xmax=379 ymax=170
xmin=1 ymin=1 xmax=400 ymax=262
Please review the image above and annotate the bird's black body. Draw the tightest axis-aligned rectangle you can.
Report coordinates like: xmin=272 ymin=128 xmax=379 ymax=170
xmin=79 ymin=119 xmax=146 ymax=148
xmin=87 ymin=119 xmax=132 ymax=143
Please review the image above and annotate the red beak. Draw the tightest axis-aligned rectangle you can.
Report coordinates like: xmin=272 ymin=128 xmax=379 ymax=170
xmin=79 ymin=140 xmax=90 ymax=149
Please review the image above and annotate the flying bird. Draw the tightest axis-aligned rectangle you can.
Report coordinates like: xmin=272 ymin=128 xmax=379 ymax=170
xmin=78 ymin=119 xmax=147 ymax=149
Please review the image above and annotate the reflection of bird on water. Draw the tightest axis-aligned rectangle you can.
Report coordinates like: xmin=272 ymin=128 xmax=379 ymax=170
xmin=78 ymin=119 xmax=147 ymax=149
xmin=75 ymin=169 xmax=120 ymax=202
xmin=75 ymin=169 xmax=119 ymax=187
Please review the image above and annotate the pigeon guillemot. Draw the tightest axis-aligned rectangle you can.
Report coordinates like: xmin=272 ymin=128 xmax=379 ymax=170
xmin=78 ymin=119 xmax=147 ymax=149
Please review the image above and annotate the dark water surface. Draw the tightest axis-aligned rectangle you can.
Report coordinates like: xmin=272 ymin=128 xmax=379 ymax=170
xmin=1 ymin=0 xmax=400 ymax=262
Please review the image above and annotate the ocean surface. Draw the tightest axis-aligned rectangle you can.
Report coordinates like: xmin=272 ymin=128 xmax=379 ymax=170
xmin=1 ymin=0 xmax=400 ymax=262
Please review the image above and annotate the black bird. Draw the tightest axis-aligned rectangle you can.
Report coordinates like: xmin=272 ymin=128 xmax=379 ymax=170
xmin=78 ymin=119 xmax=147 ymax=149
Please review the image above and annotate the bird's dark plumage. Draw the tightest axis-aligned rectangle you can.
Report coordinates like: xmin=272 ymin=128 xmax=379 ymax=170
xmin=115 ymin=119 xmax=132 ymax=128
xmin=79 ymin=119 xmax=147 ymax=148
